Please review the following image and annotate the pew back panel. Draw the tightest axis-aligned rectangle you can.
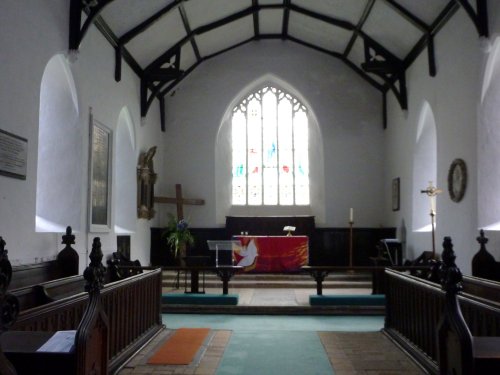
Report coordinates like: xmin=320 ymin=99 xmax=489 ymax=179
xmin=384 ymin=269 xmax=500 ymax=374
xmin=9 ymin=261 xmax=61 ymax=290
xmin=11 ymin=269 xmax=162 ymax=373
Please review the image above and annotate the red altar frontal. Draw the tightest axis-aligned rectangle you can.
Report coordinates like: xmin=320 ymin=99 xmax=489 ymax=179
xmin=233 ymin=235 xmax=309 ymax=273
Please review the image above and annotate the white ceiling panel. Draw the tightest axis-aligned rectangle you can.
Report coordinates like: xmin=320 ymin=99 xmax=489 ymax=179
xmin=126 ymin=9 xmax=187 ymax=68
xmin=259 ymin=9 xmax=284 ymax=35
xmin=196 ymin=17 xmax=254 ymax=57
xmin=177 ymin=43 xmax=197 ymax=72
xmin=393 ymin=0 xmax=453 ymax=25
xmin=288 ymin=12 xmax=352 ymax=53
xmin=292 ymin=0 xmax=369 ymax=25
xmin=102 ymin=0 xmax=175 ymax=37
xmin=362 ymin=0 xmax=423 ymax=60
xmin=87 ymin=0 xmax=465 ymax=101
xmin=183 ymin=0 xmax=250 ymax=30
xmin=259 ymin=0 xmax=282 ymax=5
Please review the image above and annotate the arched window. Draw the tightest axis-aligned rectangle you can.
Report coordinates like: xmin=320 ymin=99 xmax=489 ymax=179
xmin=114 ymin=107 xmax=136 ymax=233
xmin=36 ymin=54 xmax=82 ymax=232
xmin=479 ymin=36 xmax=500 ymax=230
xmin=231 ymin=86 xmax=309 ymax=206
xmin=412 ymin=101 xmax=437 ymax=232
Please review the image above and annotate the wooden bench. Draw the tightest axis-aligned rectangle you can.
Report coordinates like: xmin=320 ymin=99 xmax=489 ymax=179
xmin=1 ymin=236 xmax=163 ymax=374
xmin=1 ymin=237 xmax=108 ymax=374
xmin=125 ymin=265 xmax=243 ymax=295
xmin=384 ymin=237 xmax=500 ymax=374
xmin=301 ymin=265 xmax=431 ymax=295
xmin=8 ymin=226 xmax=79 ymax=291
xmin=437 ymin=236 xmax=500 ymax=374
xmin=472 ymin=229 xmax=500 ymax=281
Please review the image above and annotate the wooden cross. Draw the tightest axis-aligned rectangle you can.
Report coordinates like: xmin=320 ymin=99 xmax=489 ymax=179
xmin=154 ymin=183 xmax=204 ymax=220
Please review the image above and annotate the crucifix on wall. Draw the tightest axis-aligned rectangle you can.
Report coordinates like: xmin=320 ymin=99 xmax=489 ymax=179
xmin=154 ymin=183 xmax=204 ymax=220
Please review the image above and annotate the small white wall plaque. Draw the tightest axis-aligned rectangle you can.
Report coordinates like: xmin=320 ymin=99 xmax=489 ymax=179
xmin=0 ymin=128 xmax=27 ymax=180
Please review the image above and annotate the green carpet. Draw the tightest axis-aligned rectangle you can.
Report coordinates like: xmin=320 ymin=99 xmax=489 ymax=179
xmin=162 ymin=314 xmax=384 ymax=375
xmin=216 ymin=330 xmax=333 ymax=375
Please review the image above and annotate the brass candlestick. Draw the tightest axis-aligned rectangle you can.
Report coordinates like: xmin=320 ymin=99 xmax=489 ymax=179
xmin=421 ymin=181 xmax=442 ymax=259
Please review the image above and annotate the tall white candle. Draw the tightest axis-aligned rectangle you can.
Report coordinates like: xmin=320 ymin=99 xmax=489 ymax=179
xmin=349 ymin=208 xmax=353 ymax=222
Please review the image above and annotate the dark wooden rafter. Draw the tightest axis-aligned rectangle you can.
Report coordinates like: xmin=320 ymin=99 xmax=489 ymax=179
xmin=289 ymin=3 xmax=354 ymax=31
xmin=382 ymin=0 xmax=436 ymax=77
xmin=141 ymin=50 xmax=182 ymax=119
xmin=455 ymin=0 xmax=489 ymax=37
xmin=72 ymin=0 xmax=477 ymax=132
xmin=282 ymin=0 xmax=291 ymax=38
xmin=384 ymin=0 xmax=429 ymax=32
xmin=361 ymin=39 xmax=407 ymax=110
xmin=119 ymin=1 xmax=185 ymax=45
xmin=178 ymin=4 xmax=201 ymax=61
xmin=344 ymin=0 xmax=375 ymax=57
xmin=159 ymin=34 xmax=385 ymax=101
xmin=252 ymin=0 xmax=260 ymax=36
xmin=402 ymin=1 xmax=459 ymax=77
xmin=69 ymin=0 xmax=115 ymax=50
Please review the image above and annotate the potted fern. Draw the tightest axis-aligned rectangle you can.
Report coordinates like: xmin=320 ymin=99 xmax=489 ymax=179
xmin=165 ymin=214 xmax=194 ymax=266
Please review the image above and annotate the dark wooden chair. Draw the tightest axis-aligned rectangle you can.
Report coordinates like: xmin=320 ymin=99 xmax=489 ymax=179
xmin=437 ymin=237 xmax=500 ymax=375
xmin=1 ymin=237 xmax=109 ymax=375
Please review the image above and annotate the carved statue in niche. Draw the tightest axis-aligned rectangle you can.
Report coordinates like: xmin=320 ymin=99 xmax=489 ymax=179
xmin=137 ymin=146 xmax=157 ymax=219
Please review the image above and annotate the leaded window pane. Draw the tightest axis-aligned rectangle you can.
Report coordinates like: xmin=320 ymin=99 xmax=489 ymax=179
xmin=231 ymin=86 xmax=309 ymax=206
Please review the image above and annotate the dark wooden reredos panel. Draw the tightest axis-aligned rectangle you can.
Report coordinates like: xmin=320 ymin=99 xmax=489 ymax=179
xmin=150 ymin=216 xmax=395 ymax=267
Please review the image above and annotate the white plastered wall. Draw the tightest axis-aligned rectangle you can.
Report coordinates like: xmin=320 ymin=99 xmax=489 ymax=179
xmin=162 ymin=41 xmax=385 ymax=228
xmin=384 ymin=7 xmax=485 ymax=274
xmin=0 ymin=1 xmax=164 ymax=268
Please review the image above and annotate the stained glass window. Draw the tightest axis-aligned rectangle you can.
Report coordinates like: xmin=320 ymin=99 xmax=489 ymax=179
xmin=231 ymin=87 xmax=309 ymax=206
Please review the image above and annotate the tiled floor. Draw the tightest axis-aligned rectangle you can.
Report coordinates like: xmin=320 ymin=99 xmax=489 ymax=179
xmin=116 ymin=287 xmax=426 ymax=375
xmin=117 ymin=327 xmax=425 ymax=375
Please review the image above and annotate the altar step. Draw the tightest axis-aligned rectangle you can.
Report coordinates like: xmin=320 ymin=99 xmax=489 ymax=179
xmin=161 ymin=270 xmax=372 ymax=289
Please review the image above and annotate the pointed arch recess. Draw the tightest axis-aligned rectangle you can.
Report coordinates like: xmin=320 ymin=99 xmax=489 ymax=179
xmin=215 ymin=74 xmax=325 ymax=224
xmin=479 ymin=36 xmax=500 ymax=230
xmin=114 ymin=107 xmax=137 ymax=233
xmin=36 ymin=54 xmax=82 ymax=232
xmin=412 ymin=101 xmax=437 ymax=232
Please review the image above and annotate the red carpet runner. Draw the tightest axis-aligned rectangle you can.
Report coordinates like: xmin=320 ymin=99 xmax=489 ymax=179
xmin=148 ymin=328 xmax=210 ymax=365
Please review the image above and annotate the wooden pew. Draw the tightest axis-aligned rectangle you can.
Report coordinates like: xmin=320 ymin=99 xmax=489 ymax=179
xmin=384 ymin=237 xmax=500 ymax=374
xmin=1 ymin=237 xmax=109 ymax=375
xmin=437 ymin=236 xmax=500 ymax=374
xmin=1 ymin=237 xmax=163 ymax=374
xmin=7 ymin=225 xmax=81 ymax=312
xmin=8 ymin=226 xmax=79 ymax=290
xmin=472 ymin=229 xmax=500 ymax=281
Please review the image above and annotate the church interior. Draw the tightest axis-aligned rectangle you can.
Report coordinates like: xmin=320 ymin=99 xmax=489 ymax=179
xmin=2 ymin=1 xmax=500 ymax=374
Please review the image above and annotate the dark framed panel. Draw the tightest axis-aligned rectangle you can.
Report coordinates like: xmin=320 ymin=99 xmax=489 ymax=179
xmin=392 ymin=177 xmax=400 ymax=211
xmin=88 ymin=109 xmax=112 ymax=232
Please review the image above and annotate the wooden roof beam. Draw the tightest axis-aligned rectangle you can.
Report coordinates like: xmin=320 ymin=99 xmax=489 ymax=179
xmin=69 ymin=0 xmax=115 ymax=51
xmin=455 ymin=0 xmax=489 ymax=37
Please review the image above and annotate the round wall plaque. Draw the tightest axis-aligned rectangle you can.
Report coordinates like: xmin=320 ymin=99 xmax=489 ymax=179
xmin=447 ymin=158 xmax=467 ymax=202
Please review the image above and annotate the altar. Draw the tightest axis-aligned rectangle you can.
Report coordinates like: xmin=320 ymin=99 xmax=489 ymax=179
xmin=233 ymin=235 xmax=308 ymax=273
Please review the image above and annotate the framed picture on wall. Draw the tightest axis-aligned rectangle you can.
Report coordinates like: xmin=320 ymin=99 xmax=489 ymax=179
xmin=88 ymin=108 xmax=112 ymax=232
xmin=392 ymin=177 xmax=400 ymax=211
